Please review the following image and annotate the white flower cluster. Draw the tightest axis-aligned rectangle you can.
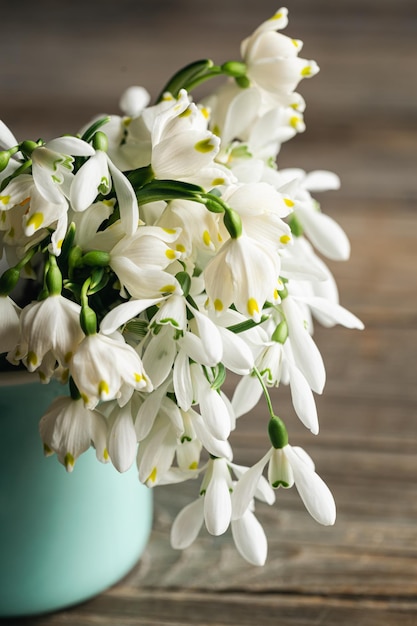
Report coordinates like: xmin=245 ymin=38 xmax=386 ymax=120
xmin=0 ymin=8 xmax=363 ymax=565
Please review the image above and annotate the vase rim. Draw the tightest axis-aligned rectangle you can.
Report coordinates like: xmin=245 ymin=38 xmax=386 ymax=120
xmin=0 ymin=370 xmax=40 ymax=387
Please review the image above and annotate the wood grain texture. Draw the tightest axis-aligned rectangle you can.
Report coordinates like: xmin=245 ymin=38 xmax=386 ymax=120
xmin=1 ymin=0 xmax=416 ymax=624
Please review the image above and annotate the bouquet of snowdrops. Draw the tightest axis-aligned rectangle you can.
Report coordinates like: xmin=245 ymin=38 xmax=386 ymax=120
xmin=0 ymin=8 xmax=363 ymax=565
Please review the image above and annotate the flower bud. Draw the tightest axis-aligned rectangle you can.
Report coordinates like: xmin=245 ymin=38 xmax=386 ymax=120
xmin=268 ymin=416 xmax=288 ymax=449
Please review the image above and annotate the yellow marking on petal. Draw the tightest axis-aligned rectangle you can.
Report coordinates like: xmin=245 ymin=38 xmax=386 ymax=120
xmin=247 ymin=298 xmax=260 ymax=317
xmin=147 ymin=467 xmax=157 ymax=484
xmin=273 ymin=289 xmax=279 ymax=300
xmin=64 ymin=351 xmax=73 ymax=364
xmin=189 ymin=461 xmax=199 ymax=470
xmin=27 ymin=351 xmax=38 ymax=367
xmin=290 ymin=116 xmax=302 ymax=129
xmin=194 ymin=138 xmax=215 ymax=154
xmin=301 ymin=65 xmax=313 ymax=77
xmin=103 ymin=448 xmax=110 ymax=461
xmin=81 ymin=393 xmax=89 ymax=405
xmin=43 ymin=443 xmax=54 ymax=456
xmin=56 ymin=239 xmax=64 ymax=250
xmin=179 ymin=107 xmax=192 ymax=118
xmin=270 ymin=11 xmax=283 ymax=20
xmin=280 ymin=234 xmax=291 ymax=244
xmin=0 ymin=195 xmax=10 ymax=205
xmin=217 ymin=232 xmax=223 ymax=242
xmin=212 ymin=124 xmax=221 ymax=137
xmin=291 ymin=38 xmax=301 ymax=48
xmin=284 ymin=197 xmax=295 ymax=208
xmin=162 ymin=93 xmax=174 ymax=102
xmin=39 ymin=371 xmax=47 ymax=381
xmin=200 ymin=106 xmax=210 ymax=120
xmin=64 ymin=453 xmax=75 ymax=471
xmin=102 ymin=198 xmax=116 ymax=207
xmin=160 ymin=284 xmax=176 ymax=293
xmin=163 ymin=228 xmax=177 ymax=234
xmin=98 ymin=380 xmax=110 ymax=397
xmin=202 ymin=230 xmax=211 ymax=246
xmin=214 ymin=299 xmax=223 ymax=312
xmin=134 ymin=372 xmax=143 ymax=383
xmin=165 ymin=248 xmax=177 ymax=260
xmin=26 ymin=212 xmax=44 ymax=230
xmin=176 ymin=243 xmax=186 ymax=253
xmin=123 ymin=117 xmax=132 ymax=127
xmin=211 ymin=177 xmax=225 ymax=186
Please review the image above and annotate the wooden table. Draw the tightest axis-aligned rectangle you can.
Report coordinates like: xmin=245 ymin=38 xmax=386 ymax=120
xmin=2 ymin=1 xmax=416 ymax=624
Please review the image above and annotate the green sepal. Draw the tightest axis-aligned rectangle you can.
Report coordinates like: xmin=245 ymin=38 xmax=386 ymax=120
xmin=88 ymin=267 xmax=109 ymax=294
xmin=223 ymin=208 xmax=243 ymax=239
xmin=45 ymin=255 xmax=62 ymax=296
xmin=235 ymin=76 xmax=251 ymax=89
xmin=92 ymin=131 xmax=108 ymax=152
xmin=20 ymin=140 xmax=40 ymax=158
xmin=0 ymin=150 xmax=12 ymax=172
xmin=0 ymin=267 xmax=20 ymax=296
xmin=268 ymin=416 xmax=289 ymax=449
xmin=271 ymin=319 xmax=288 ymax=344
xmin=288 ymin=214 xmax=304 ymax=237
xmin=80 ymin=304 xmax=98 ymax=336
xmin=221 ymin=61 xmax=247 ymax=78
xmin=79 ymin=250 xmax=111 ymax=268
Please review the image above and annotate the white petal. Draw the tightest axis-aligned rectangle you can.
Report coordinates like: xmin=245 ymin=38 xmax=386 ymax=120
xmin=231 ymin=374 xmax=263 ymax=418
xmin=218 ymin=326 xmax=254 ymax=375
xmin=284 ymin=445 xmax=336 ymax=525
xmin=107 ymin=157 xmax=139 ymax=235
xmin=70 ymin=151 xmax=108 ymax=212
xmin=231 ymin=510 xmax=268 ymax=566
xmin=142 ymin=327 xmax=177 ymax=388
xmin=173 ymin=349 xmax=194 ymax=411
xmin=100 ymin=297 xmax=164 ymax=335
xmin=170 ymin=498 xmax=204 ymax=549
xmin=296 ymin=205 xmax=350 ymax=261
xmin=231 ymin=451 xmax=271 ymax=519
xmin=287 ymin=362 xmax=319 ymax=434
xmin=107 ymin=403 xmax=137 ymax=472
xmin=303 ymin=170 xmax=340 ymax=192
xmin=281 ymin=297 xmax=326 ymax=394
xmin=46 ymin=136 xmax=95 ymax=157
xmin=189 ymin=306 xmax=223 ymax=365
xmin=0 ymin=120 xmax=19 ymax=150
xmin=295 ymin=296 xmax=364 ymax=330
xmin=204 ymin=461 xmax=232 ymax=536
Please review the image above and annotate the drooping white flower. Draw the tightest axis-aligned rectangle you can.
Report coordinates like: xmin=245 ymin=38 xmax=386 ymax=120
xmin=70 ymin=148 xmax=139 ymax=236
xmin=232 ymin=444 xmax=336 ymax=526
xmin=31 ymin=136 xmax=94 ymax=204
xmin=18 ymin=294 xmax=84 ymax=374
xmin=39 ymin=395 xmax=109 ymax=471
xmin=70 ymin=331 xmax=152 ymax=409
xmin=109 ymin=226 xmax=183 ymax=299
xmin=241 ymin=8 xmax=319 ymax=97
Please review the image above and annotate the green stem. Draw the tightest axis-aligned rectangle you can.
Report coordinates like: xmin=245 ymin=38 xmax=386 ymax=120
xmin=252 ymin=366 xmax=275 ymax=419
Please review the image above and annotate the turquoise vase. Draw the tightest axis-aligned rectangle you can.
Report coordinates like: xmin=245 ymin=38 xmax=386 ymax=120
xmin=0 ymin=372 xmax=153 ymax=617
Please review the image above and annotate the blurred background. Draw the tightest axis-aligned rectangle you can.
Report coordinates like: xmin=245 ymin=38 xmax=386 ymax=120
xmin=1 ymin=0 xmax=417 ymax=616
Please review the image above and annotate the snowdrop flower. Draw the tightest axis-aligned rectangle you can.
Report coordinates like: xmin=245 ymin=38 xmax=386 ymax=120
xmin=232 ymin=436 xmax=336 ymax=526
xmin=70 ymin=132 xmax=139 ymax=236
xmin=109 ymin=226 xmax=183 ymax=299
xmin=70 ymin=331 xmax=152 ymax=409
xmin=18 ymin=294 xmax=83 ymax=375
xmin=39 ymin=393 xmax=108 ymax=472
xmin=31 ymin=136 xmax=94 ymax=204
xmin=241 ymin=8 xmax=319 ymax=97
